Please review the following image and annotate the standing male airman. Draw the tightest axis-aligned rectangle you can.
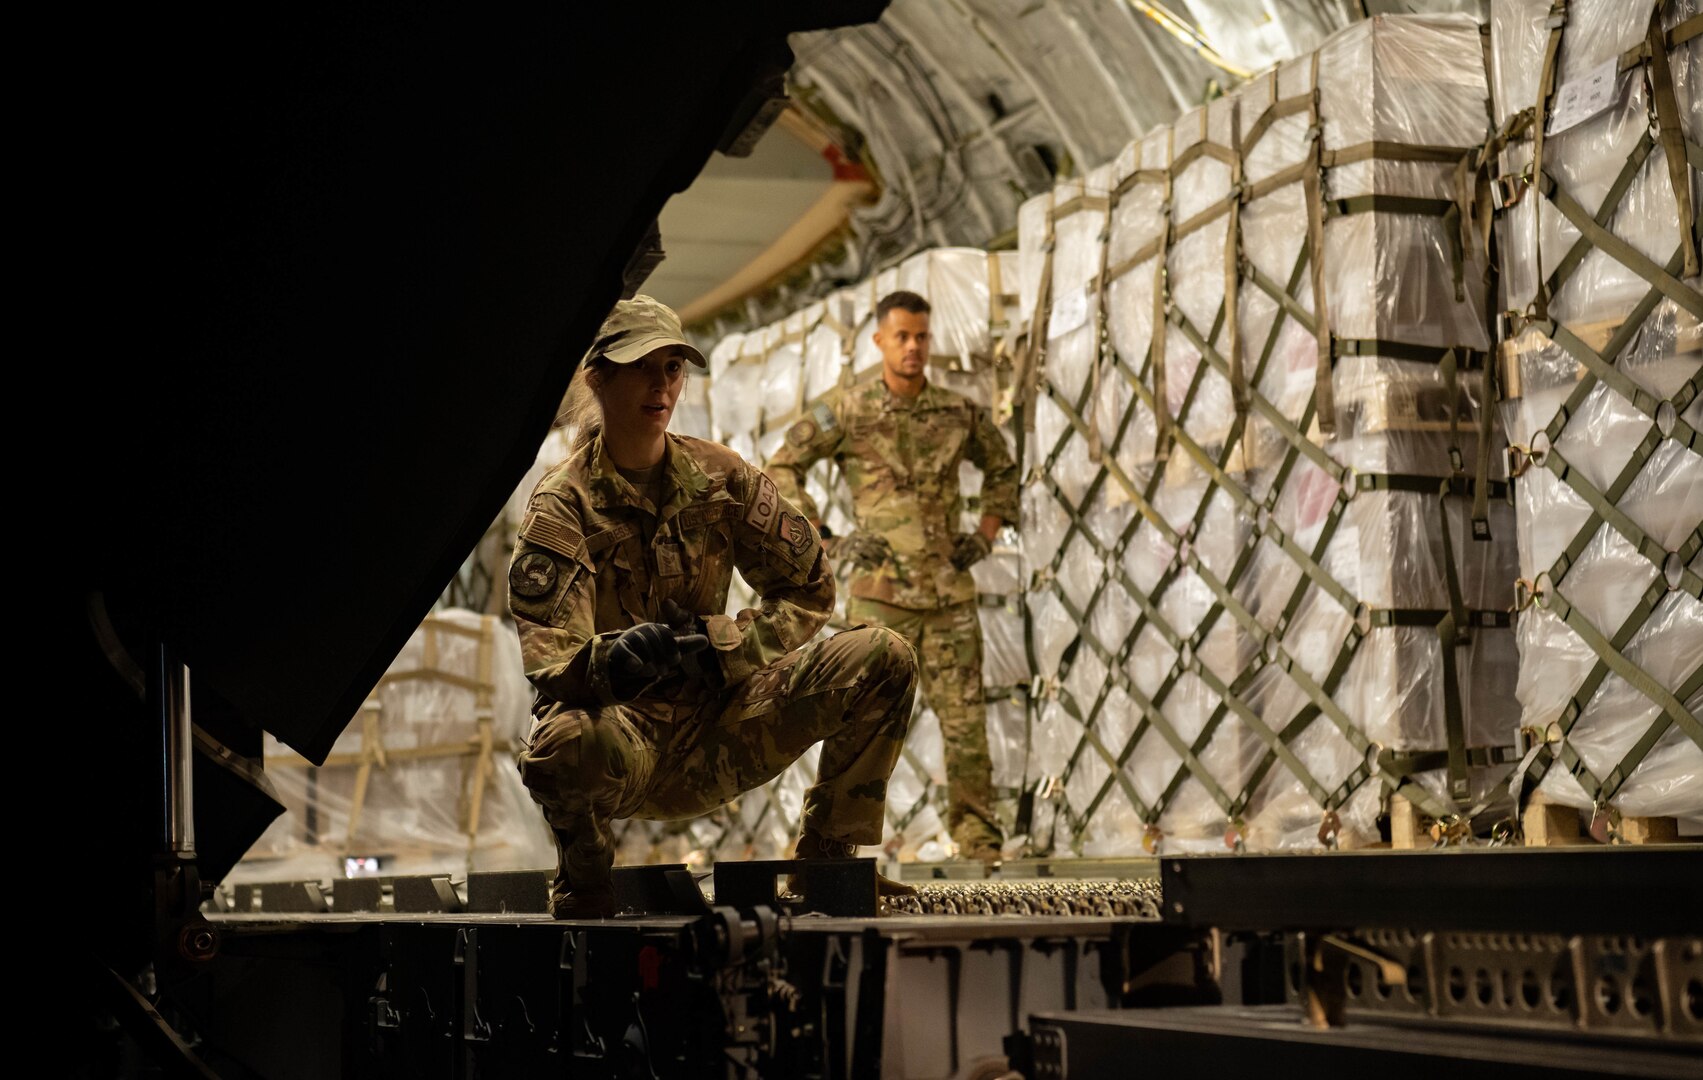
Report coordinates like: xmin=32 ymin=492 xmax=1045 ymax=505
xmin=768 ymin=290 xmax=1018 ymax=867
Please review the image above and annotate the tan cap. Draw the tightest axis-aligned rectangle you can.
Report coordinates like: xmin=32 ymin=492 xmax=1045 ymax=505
xmin=586 ymin=294 xmax=706 ymax=368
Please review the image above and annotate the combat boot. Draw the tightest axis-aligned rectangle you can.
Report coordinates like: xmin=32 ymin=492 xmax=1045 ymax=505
xmin=953 ymin=822 xmax=1005 ymax=875
xmin=791 ymin=826 xmax=917 ymax=905
xmin=549 ymin=828 xmax=615 ymax=919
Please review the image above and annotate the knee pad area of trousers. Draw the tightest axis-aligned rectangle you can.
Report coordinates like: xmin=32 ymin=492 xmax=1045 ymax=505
xmin=854 ymin=625 xmax=917 ymax=681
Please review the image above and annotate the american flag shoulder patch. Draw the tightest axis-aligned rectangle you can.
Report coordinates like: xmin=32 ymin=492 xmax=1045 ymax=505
xmin=520 ymin=501 xmax=583 ymax=562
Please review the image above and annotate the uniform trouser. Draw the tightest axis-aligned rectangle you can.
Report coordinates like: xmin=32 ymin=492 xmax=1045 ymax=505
xmin=844 ymin=596 xmax=1001 ymax=848
xmin=516 ymin=625 xmax=916 ymax=893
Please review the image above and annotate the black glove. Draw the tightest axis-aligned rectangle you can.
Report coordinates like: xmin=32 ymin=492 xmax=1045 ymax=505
xmin=950 ymin=531 xmax=993 ymax=571
xmin=661 ymin=598 xmax=720 ymax=684
xmin=606 ymin=618 xmax=710 ymax=700
xmin=829 ymin=531 xmax=894 ymax=572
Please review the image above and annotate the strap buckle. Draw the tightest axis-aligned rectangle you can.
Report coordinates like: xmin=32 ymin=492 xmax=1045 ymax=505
xmin=1491 ymin=171 xmax=1529 ymax=210
xmin=1428 ymin=814 xmax=1472 ymax=846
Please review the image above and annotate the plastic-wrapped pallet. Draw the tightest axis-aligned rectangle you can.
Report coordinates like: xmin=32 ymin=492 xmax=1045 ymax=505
xmin=694 ymin=248 xmax=1029 ymax=861
xmin=1019 ymin=14 xmax=1521 ymax=857
xmin=237 ymin=609 xmax=554 ymax=883
xmin=1236 ymin=16 xmax=1519 ymax=849
xmin=1488 ymin=0 xmax=1702 ymax=825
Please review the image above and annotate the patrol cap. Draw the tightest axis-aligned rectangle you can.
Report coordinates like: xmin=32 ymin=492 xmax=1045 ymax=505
xmin=586 ymin=294 xmax=707 ymax=367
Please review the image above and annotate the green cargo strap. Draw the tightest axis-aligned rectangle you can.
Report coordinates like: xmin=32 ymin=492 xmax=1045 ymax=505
xmin=1537 ymin=173 xmax=1703 ymax=320
xmin=1328 ymin=195 xmax=1465 ymax=302
xmin=1304 ymin=52 xmax=1334 ymax=439
xmin=1332 ymin=338 xmax=1486 ymax=367
xmin=1442 ymin=346 xmax=1462 ymax=474
xmin=1150 ymin=128 xmax=1175 ymax=462
xmin=1226 ymin=102 xmax=1247 ymax=419
xmin=1020 ymin=212 xmax=1057 ymax=425
xmin=1472 ymin=343 xmax=1498 ymax=539
xmin=1546 ymin=447 xmax=1703 ymax=599
xmin=1087 ymin=198 xmax=1115 ymax=463
xmin=1434 ymin=476 xmax=1473 ymax=806
xmin=1528 ymin=0 xmax=1568 ymax=320
xmin=1326 ymin=195 xmax=1456 ymax=218
xmin=1241 ymin=161 xmax=1314 ymax=204
xmin=1320 ymin=141 xmax=1476 ymax=168
xmin=1192 ymin=659 xmax=1334 ymax=811
xmin=1386 ymin=771 xmax=1508 ymax=837
xmin=1072 ymin=721 xmax=1154 ymax=823
xmin=1647 ymin=7 xmax=1700 ymax=279
xmin=1104 ymin=244 xmax=1160 ymax=289
xmin=1240 ymin=92 xmax=1314 ymax=157
xmin=1114 ymin=167 xmax=1169 ymax=199
xmin=1169 ymin=138 xmax=1237 ymax=177
xmin=1597 ymin=665 xmax=1703 ymax=804
xmin=1173 ymin=195 xmax=1237 ymax=242
xmin=1041 ymin=384 xmax=1180 ymax=551
xmin=1523 ymin=576 xmax=1688 ymax=807
xmin=1048 ymin=193 xmax=1111 ymax=222
xmin=1355 ymin=473 xmax=1509 ymax=501
xmin=1548 ymin=317 xmax=1702 ymax=456
xmin=1537 ymin=587 xmax=1703 ymax=746
xmin=1243 ymin=245 xmax=1318 ymax=333
xmin=1619 ymin=12 xmax=1703 ymax=71
xmin=1366 ymin=607 xmax=1513 ymax=629
xmin=1380 ymin=745 xmax=1520 ymax=780
xmin=1092 ymin=233 xmax=1341 ymax=832
xmin=1170 ymin=308 xmax=1341 ymax=481
xmin=1540 ymin=132 xmax=1655 ymax=304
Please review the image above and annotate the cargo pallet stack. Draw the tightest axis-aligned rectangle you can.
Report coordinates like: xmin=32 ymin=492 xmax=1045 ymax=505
xmin=1016 ymin=14 xmax=1527 ymax=856
xmin=1488 ymin=0 xmax=1702 ymax=845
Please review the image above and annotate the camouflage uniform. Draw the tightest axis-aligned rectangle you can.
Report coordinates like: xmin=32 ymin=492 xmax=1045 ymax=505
xmin=509 ymin=431 xmax=917 ymax=905
xmin=767 ymin=375 xmax=1019 ymax=855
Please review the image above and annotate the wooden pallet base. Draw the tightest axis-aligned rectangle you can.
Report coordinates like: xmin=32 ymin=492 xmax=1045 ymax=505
xmin=1615 ymin=815 xmax=1680 ymax=845
xmin=1521 ymin=791 xmax=1586 ymax=846
xmin=1520 ymin=791 xmax=1681 ymax=846
xmin=1389 ymin=794 xmax=1430 ymax=850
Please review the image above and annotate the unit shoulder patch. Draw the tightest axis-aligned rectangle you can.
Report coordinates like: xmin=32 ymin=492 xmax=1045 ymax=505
xmin=509 ymin=551 xmax=558 ymax=598
xmin=786 ymin=418 xmax=818 ymax=446
xmin=779 ymin=512 xmax=816 ymax=558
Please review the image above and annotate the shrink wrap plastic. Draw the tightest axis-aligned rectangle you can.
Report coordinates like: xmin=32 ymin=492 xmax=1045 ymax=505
xmin=1020 ymin=15 xmax=1521 ymax=855
xmin=1489 ymin=0 xmax=1702 ymax=818
xmin=237 ymin=609 xmax=554 ymax=882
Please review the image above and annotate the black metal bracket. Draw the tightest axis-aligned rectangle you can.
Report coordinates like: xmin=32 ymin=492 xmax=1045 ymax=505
xmin=393 ymin=876 xmax=462 ymax=913
xmin=466 ymin=870 xmax=549 ymax=914
xmin=1161 ymin=848 xmax=1703 ymax=936
xmin=713 ymin=858 xmax=878 ymax=917
xmin=613 ymin=863 xmax=711 ymax=916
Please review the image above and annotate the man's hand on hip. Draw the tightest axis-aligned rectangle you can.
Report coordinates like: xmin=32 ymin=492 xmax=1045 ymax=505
xmin=950 ymin=531 xmax=992 ymax=571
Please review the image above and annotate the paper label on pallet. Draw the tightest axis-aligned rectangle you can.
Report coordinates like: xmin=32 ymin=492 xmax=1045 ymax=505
xmin=1545 ymin=57 xmax=1626 ymax=137
xmin=1047 ymin=285 xmax=1091 ymax=339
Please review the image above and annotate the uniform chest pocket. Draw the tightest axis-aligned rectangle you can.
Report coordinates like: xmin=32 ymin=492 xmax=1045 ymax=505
xmin=679 ymin=524 xmax=732 ymax=609
xmin=846 ymin=417 xmax=896 ymax=462
xmin=674 ymin=500 xmax=737 ymax=602
xmin=909 ymin=411 xmax=969 ymax=475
